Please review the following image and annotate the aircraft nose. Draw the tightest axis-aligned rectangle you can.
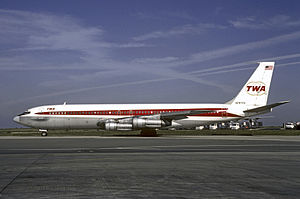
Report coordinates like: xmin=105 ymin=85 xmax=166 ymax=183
xmin=13 ymin=116 xmax=20 ymax=123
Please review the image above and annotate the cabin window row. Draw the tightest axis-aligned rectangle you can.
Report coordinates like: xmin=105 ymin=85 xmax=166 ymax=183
xmin=46 ymin=110 xmax=179 ymax=115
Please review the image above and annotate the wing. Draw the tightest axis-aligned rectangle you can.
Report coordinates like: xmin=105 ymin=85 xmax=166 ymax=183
xmin=97 ymin=109 xmax=215 ymax=128
xmin=159 ymin=110 xmax=215 ymax=120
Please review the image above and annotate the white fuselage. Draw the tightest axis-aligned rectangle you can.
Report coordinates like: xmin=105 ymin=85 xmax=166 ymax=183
xmin=13 ymin=103 xmax=244 ymax=130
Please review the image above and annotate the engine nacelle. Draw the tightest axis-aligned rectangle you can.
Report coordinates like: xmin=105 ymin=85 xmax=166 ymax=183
xmin=105 ymin=123 xmax=132 ymax=131
xmin=133 ymin=118 xmax=166 ymax=129
xmin=98 ymin=118 xmax=167 ymax=131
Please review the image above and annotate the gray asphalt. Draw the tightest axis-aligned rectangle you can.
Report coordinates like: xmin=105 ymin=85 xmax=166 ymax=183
xmin=0 ymin=136 xmax=300 ymax=198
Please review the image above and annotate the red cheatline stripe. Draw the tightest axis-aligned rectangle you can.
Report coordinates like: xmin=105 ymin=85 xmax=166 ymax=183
xmin=35 ymin=108 xmax=240 ymax=117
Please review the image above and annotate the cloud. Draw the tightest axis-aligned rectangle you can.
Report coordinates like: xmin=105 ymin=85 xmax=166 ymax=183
xmin=175 ymin=30 xmax=300 ymax=66
xmin=134 ymin=11 xmax=196 ymax=21
xmin=0 ymin=9 xmax=223 ymax=91
xmin=5 ymin=52 xmax=300 ymax=106
xmin=277 ymin=61 xmax=300 ymax=68
xmin=2 ymin=9 xmax=300 ymax=108
xmin=162 ymin=11 xmax=197 ymax=21
xmin=3 ymin=13 xmax=300 ymax=96
xmin=5 ymin=59 xmax=299 ymax=106
xmin=130 ymin=31 xmax=300 ymax=71
xmin=0 ymin=9 xmax=107 ymax=73
xmin=0 ymin=9 xmax=148 ymax=50
xmin=1 ymin=9 xmax=300 ymax=93
xmin=0 ymin=9 xmax=150 ymax=74
xmin=189 ymin=53 xmax=300 ymax=75
xmin=133 ymin=23 xmax=225 ymax=41
xmin=229 ymin=15 xmax=300 ymax=29
xmin=132 ymin=57 xmax=179 ymax=64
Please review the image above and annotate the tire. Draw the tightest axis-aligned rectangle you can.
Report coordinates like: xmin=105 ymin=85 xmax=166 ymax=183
xmin=41 ymin=132 xmax=48 ymax=136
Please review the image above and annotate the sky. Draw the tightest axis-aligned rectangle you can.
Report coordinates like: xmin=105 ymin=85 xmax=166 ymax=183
xmin=1 ymin=0 xmax=300 ymax=128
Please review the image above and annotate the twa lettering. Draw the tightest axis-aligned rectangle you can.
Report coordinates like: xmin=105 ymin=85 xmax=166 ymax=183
xmin=246 ymin=81 xmax=267 ymax=96
xmin=246 ymin=85 xmax=265 ymax=92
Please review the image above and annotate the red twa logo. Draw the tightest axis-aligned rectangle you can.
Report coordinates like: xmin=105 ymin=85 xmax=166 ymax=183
xmin=246 ymin=81 xmax=266 ymax=96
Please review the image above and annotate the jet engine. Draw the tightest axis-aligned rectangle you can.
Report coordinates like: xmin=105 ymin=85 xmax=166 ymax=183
xmin=105 ymin=122 xmax=132 ymax=131
xmin=98 ymin=118 xmax=168 ymax=131
xmin=132 ymin=118 xmax=166 ymax=128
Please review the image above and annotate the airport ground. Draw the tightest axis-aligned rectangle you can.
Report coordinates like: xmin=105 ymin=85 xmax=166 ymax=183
xmin=1 ymin=128 xmax=300 ymax=136
xmin=0 ymin=135 xmax=300 ymax=198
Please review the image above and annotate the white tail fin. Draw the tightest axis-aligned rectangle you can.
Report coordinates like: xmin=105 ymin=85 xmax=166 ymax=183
xmin=229 ymin=62 xmax=275 ymax=108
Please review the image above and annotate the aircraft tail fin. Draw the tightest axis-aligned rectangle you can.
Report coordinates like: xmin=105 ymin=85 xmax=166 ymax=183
xmin=228 ymin=62 xmax=275 ymax=108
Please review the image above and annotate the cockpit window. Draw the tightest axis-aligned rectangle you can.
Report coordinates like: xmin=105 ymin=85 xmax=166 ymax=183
xmin=18 ymin=111 xmax=31 ymax=116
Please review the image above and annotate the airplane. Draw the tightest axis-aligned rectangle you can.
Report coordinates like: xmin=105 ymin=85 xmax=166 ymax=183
xmin=13 ymin=62 xmax=289 ymax=136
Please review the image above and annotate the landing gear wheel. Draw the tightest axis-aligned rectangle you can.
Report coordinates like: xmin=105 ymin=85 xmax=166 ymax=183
xmin=41 ymin=132 xmax=48 ymax=136
xmin=39 ymin=129 xmax=48 ymax=136
xmin=140 ymin=129 xmax=157 ymax=137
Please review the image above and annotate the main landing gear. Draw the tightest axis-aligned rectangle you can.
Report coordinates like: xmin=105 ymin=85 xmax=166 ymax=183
xmin=140 ymin=129 xmax=158 ymax=137
xmin=39 ymin=129 xmax=48 ymax=136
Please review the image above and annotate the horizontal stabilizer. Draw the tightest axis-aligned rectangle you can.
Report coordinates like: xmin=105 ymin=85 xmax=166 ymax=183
xmin=244 ymin=101 xmax=289 ymax=113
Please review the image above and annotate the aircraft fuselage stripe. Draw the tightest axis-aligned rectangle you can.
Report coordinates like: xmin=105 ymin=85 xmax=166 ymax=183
xmin=35 ymin=108 xmax=241 ymax=117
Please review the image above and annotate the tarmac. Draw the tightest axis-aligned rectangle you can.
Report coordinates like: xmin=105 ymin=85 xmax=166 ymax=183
xmin=0 ymin=136 xmax=300 ymax=198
